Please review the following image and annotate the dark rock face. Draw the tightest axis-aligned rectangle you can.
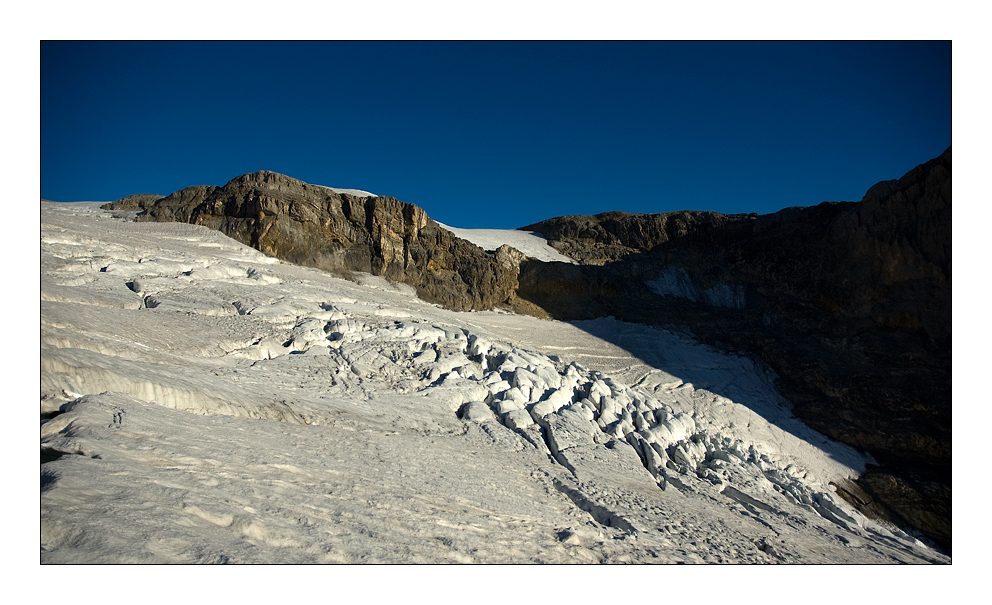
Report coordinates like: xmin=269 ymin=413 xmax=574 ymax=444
xmin=524 ymin=209 xmax=756 ymax=265
xmin=133 ymin=171 xmax=523 ymax=313
xmin=519 ymin=148 xmax=952 ymax=551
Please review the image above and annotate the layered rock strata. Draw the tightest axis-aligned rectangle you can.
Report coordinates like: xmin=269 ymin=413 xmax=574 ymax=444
xmin=123 ymin=171 xmax=525 ymax=313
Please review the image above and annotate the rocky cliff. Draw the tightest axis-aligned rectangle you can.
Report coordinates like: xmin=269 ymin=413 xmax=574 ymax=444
xmin=519 ymin=148 xmax=952 ymax=550
xmin=117 ymin=171 xmax=526 ymax=313
xmin=102 ymin=193 xmax=164 ymax=211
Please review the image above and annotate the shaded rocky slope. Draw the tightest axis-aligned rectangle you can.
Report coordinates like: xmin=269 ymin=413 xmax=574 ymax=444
xmin=518 ymin=148 xmax=952 ymax=550
xmin=114 ymin=171 xmax=526 ymax=313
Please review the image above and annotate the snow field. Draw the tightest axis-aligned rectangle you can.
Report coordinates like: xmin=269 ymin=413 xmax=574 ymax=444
xmin=436 ymin=222 xmax=578 ymax=264
xmin=39 ymin=201 xmax=946 ymax=563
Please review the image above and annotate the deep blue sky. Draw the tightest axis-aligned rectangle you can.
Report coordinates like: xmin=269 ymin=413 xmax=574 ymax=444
xmin=41 ymin=41 xmax=950 ymax=229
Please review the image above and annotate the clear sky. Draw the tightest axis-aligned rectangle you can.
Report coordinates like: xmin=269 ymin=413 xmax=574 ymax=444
xmin=41 ymin=41 xmax=950 ymax=229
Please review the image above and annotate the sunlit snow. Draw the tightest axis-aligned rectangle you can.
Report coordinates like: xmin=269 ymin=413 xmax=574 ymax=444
xmin=437 ymin=222 xmax=577 ymax=264
xmin=316 ymin=185 xmax=378 ymax=198
xmin=39 ymin=201 xmax=946 ymax=563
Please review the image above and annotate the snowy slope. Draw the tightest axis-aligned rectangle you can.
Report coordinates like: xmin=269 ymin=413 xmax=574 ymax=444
xmin=317 ymin=185 xmax=378 ymax=198
xmin=437 ymin=222 xmax=577 ymax=264
xmin=39 ymin=201 xmax=947 ymax=563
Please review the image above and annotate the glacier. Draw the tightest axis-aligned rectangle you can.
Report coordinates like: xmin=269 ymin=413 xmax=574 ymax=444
xmin=39 ymin=200 xmax=948 ymax=564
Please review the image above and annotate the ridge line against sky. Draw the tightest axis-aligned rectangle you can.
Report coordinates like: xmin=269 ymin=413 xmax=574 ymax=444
xmin=40 ymin=41 xmax=950 ymax=229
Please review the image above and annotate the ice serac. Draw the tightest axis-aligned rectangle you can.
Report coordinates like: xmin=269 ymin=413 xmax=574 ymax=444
xmin=518 ymin=148 xmax=952 ymax=551
xmin=132 ymin=171 xmax=524 ymax=313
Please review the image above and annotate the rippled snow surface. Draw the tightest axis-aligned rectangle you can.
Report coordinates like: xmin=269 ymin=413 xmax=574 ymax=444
xmin=39 ymin=201 xmax=947 ymax=564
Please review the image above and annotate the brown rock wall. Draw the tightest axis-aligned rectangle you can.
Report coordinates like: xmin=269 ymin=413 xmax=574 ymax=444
xmin=135 ymin=171 xmax=521 ymax=313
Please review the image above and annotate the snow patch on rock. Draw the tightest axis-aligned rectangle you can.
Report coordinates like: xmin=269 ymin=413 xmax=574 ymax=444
xmin=437 ymin=222 xmax=577 ymax=264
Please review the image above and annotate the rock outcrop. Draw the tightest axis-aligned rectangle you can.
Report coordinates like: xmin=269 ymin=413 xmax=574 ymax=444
xmin=131 ymin=171 xmax=524 ymax=313
xmin=523 ymin=209 xmax=755 ymax=265
xmin=518 ymin=147 xmax=952 ymax=550
xmin=101 ymin=193 xmax=164 ymax=211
